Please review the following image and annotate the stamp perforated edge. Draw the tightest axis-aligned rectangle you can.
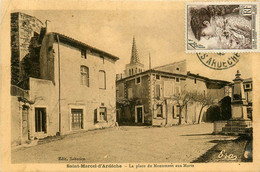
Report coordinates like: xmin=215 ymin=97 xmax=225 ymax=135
xmin=185 ymin=1 xmax=260 ymax=53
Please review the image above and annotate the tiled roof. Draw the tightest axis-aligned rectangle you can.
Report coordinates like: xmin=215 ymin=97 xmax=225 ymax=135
xmin=51 ymin=32 xmax=119 ymax=61
xmin=243 ymin=78 xmax=252 ymax=82
xmin=116 ymin=69 xmax=230 ymax=85
xmin=187 ymin=72 xmax=231 ymax=84
xmin=152 ymin=60 xmax=186 ymax=70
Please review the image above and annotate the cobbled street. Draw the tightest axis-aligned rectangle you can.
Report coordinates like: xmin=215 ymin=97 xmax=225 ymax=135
xmin=12 ymin=123 xmax=238 ymax=163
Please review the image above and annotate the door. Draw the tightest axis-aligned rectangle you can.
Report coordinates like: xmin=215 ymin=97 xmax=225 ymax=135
xmin=137 ymin=107 xmax=143 ymax=123
xmin=71 ymin=109 xmax=83 ymax=130
xmin=35 ymin=108 xmax=47 ymax=133
xmin=22 ymin=105 xmax=30 ymax=140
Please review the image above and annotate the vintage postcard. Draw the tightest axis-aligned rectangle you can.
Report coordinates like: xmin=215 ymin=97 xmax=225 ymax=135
xmin=1 ymin=0 xmax=260 ymax=171
xmin=186 ymin=2 xmax=259 ymax=53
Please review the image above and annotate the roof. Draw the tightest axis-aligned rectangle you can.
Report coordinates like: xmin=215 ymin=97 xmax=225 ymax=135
xmin=117 ymin=69 xmax=230 ymax=86
xmin=130 ymin=36 xmax=140 ymax=64
xmin=187 ymin=72 xmax=231 ymax=85
xmin=51 ymin=32 xmax=119 ymax=61
xmin=152 ymin=60 xmax=186 ymax=70
xmin=117 ymin=69 xmax=187 ymax=82
xmin=243 ymin=78 xmax=252 ymax=83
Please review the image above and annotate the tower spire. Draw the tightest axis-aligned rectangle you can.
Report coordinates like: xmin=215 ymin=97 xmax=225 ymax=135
xmin=130 ymin=36 xmax=140 ymax=64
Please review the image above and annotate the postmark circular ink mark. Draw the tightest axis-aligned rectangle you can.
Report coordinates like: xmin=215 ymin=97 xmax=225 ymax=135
xmin=197 ymin=53 xmax=240 ymax=70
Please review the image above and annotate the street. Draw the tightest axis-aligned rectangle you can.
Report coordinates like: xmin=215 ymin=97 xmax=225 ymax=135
xmin=12 ymin=123 xmax=238 ymax=163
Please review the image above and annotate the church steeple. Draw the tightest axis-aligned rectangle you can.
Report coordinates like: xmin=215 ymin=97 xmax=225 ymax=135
xmin=125 ymin=36 xmax=145 ymax=77
xmin=130 ymin=36 xmax=140 ymax=64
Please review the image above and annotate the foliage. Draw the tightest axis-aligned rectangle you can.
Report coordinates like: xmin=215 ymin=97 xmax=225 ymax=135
xmin=116 ymin=97 xmax=138 ymax=123
xmin=194 ymin=92 xmax=218 ymax=123
xmin=153 ymin=91 xmax=196 ymax=125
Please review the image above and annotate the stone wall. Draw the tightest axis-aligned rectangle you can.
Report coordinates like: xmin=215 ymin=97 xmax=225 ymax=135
xmin=11 ymin=12 xmax=44 ymax=85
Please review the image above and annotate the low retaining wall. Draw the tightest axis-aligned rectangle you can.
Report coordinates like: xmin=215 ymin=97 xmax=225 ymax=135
xmin=213 ymin=121 xmax=228 ymax=134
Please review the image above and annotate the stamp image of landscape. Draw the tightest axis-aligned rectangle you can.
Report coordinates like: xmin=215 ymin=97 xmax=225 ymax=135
xmin=186 ymin=3 xmax=258 ymax=52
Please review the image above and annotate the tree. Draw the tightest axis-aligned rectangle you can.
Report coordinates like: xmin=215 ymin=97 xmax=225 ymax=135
xmin=194 ymin=93 xmax=218 ymax=124
xmin=170 ymin=91 xmax=196 ymax=125
xmin=116 ymin=97 xmax=138 ymax=123
xmin=153 ymin=91 xmax=196 ymax=125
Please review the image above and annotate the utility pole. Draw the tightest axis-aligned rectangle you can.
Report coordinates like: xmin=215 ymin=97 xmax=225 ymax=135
xmin=57 ymin=34 xmax=61 ymax=136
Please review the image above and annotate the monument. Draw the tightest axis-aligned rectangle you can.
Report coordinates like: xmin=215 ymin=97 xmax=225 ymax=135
xmin=222 ymin=70 xmax=252 ymax=134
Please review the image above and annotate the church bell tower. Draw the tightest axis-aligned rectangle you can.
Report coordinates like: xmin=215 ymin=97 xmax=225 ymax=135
xmin=125 ymin=37 xmax=145 ymax=77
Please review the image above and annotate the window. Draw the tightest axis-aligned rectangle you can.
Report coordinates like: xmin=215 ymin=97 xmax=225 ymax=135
xmin=129 ymin=69 xmax=131 ymax=76
xmin=176 ymin=67 xmax=180 ymax=71
xmin=172 ymin=106 xmax=175 ymax=118
xmin=135 ymin=68 xmax=137 ymax=74
xmin=156 ymin=74 xmax=160 ymax=80
xmin=131 ymin=69 xmax=134 ymax=75
xmin=128 ymin=88 xmax=133 ymax=99
xmin=194 ymin=78 xmax=197 ymax=84
xmin=99 ymin=70 xmax=106 ymax=89
xmin=35 ymin=108 xmax=47 ymax=133
xmin=99 ymin=107 xmax=107 ymax=121
xmin=164 ymin=81 xmax=174 ymax=97
xmin=157 ymin=105 xmax=163 ymax=118
xmin=135 ymin=77 xmax=141 ymax=84
xmin=175 ymin=86 xmax=180 ymax=95
xmin=244 ymin=83 xmax=251 ymax=90
xmin=80 ymin=66 xmax=89 ymax=87
xmin=155 ymin=84 xmax=161 ymax=98
xmin=81 ymin=49 xmax=86 ymax=59
xmin=176 ymin=105 xmax=181 ymax=117
xmin=116 ymin=90 xmax=119 ymax=98
xmin=176 ymin=77 xmax=180 ymax=82
xmin=100 ymin=56 xmax=104 ymax=64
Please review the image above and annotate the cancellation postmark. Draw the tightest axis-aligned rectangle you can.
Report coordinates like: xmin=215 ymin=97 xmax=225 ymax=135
xmin=197 ymin=53 xmax=240 ymax=70
xmin=186 ymin=2 xmax=259 ymax=53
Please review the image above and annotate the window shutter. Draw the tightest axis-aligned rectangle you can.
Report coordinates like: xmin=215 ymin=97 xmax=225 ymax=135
xmin=104 ymin=108 xmax=107 ymax=121
xmin=94 ymin=109 xmax=97 ymax=123
xmin=162 ymin=105 xmax=166 ymax=118
xmin=164 ymin=81 xmax=174 ymax=97
xmin=128 ymin=88 xmax=133 ymax=99
xmin=155 ymin=84 xmax=160 ymax=97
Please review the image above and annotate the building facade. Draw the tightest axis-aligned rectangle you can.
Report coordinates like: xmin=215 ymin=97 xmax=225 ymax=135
xmin=11 ymin=13 xmax=119 ymax=145
xmin=116 ymin=39 xmax=230 ymax=126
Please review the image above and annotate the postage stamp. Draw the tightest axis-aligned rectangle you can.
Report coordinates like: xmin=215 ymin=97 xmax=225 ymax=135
xmin=186 ymin=2 xmax=259 ymax=53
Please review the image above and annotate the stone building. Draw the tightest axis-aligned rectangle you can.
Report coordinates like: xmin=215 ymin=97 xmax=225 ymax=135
xmin=243 ymin=78 xmax=253 ymax=119
xmin=11 ymin=12 xmax=119 ymax=145
xmin=116 ymin=39 xmax=230 ymax=126
xmin=230 ymin=77 xmax=253 ymax=119
xmin=11 ymin=12 xmax=44 ymax=85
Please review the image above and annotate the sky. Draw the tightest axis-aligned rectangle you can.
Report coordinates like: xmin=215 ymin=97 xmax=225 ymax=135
xmin=21 ymin=8 xmax=253 ymax=82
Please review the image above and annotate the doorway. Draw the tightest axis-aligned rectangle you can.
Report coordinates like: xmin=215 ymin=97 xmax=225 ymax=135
xmin=71 ymin=109 xmax=83 ymax=130
xmin=35 ymin=108 xmax=47 ymax=133
xmin=22 ymin=105 xmax=30 ymax=141
xmin=135 ymin=105 xmax=144 ymax=123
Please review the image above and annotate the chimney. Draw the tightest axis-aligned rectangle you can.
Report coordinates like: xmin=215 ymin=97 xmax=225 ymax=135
xmin=45 ymin=20 xmax=51 ymax=34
